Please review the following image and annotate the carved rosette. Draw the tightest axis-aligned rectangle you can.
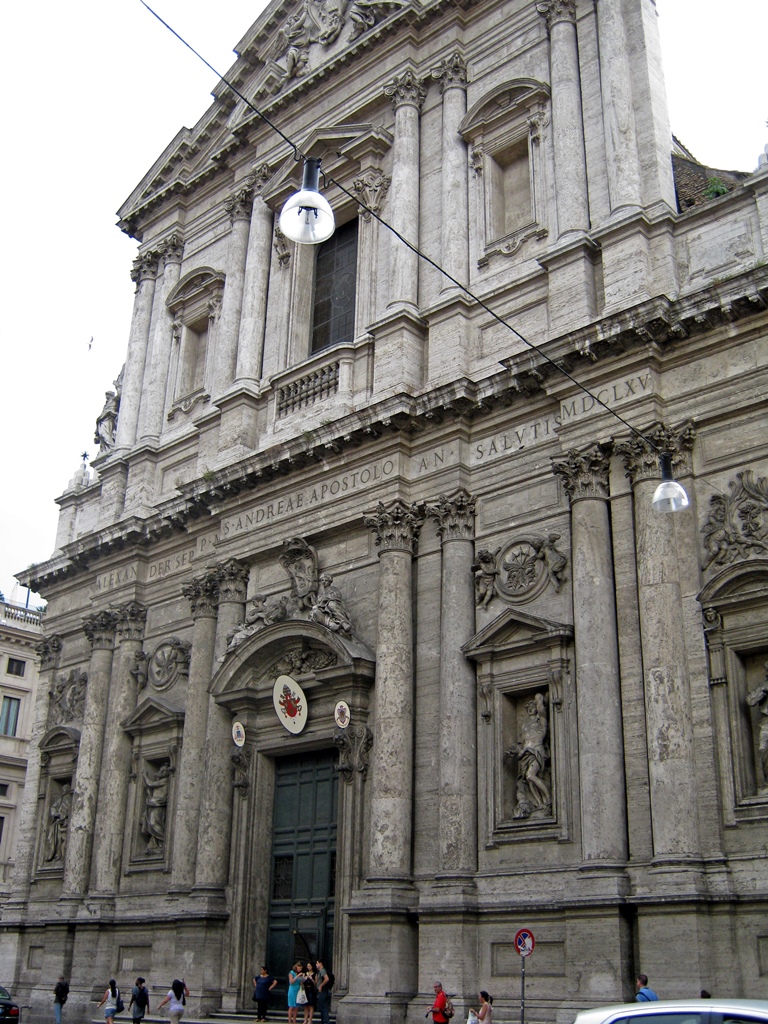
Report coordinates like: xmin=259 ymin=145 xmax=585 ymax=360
xmin=552 ymin=442 xmax=612 ymax=503
xmin=700 ymin=470 xmax=768 ymax=570
xmin=334 ymin=724 xmax=373 ymax=783
xmin=130 ymin=250 xmax=160 ymax=288
xmin=364 ymin=500 xmax=424 ymax=554
xmin=148 ymin=638 xmax=192 ymax=689
xmin=161 ymin=233 xmax=185 ymax=265
xmin=353 ymin=170 xmax=392 ymax=220
xmin=182 ymin=570 xmax=220 ymax=619
xmin=225 ymin=183 xmax=255 ymax=223
xmin=536 ymin=0 xmax=576 ymax=30
xmin=114 ymin=601 xmax=148 ymax=644
xmin=36 ymin=634 xmax=63 ymax=672
xmin=82 ymin=610 xmax=119 ymax=650
xmin=431 ymin=51 xmax=468 ymax=93
xmin=616 ymin=421 xmax=695 ymax=486
xmin=384 ymin=69 xmax=427 ymax=112
xmin=426 ymin=490 xmax=476 ymax=542
xmin=215 ymin=558 xmax=250 ymax=604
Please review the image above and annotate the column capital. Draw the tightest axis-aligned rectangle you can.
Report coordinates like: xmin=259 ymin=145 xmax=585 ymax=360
xmin=552 ymin=442 xmax=613 ymax=503
xmin=82 ymin=610 xmax=119 ymax=650
xmin=364 ymin=500 xmax=424 ymax=555
xmin=250 ymin=162 xmax=273 ymax=195
xmin=214 ymin=558 xmax=251 ymax=604
xmin=130 ymin=250 xmax=160 ymax=287
xmin=225 ymin=183 xmax=255 ymax=223
xmin=114 ymin=600 xmax=148 ymax=643
xmin=426 ymin=490 xmax=476 ymax=541
xmin=616 ymin=421 xmax=695 ymax=487
xmin=182 ymin=570 xmax=221 ymax=618
xmin=353 ymin=169 xmax=391 ymax=220
xmin=161 ymin=233 xmax=185 ymax=265
xmin=35 ymin=634 xmax=63 ymax=671
xmin=384 ymin=68 xmax=427 ymax=113
xmin=536 ymin=0 xmax=577 ymax=30
xmin=431 ymin=51 xmax=468 ymax=93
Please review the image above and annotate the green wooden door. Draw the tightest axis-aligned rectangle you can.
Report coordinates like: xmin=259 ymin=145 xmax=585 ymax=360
xmin=266 ymin=750 xmax=338 ymax=985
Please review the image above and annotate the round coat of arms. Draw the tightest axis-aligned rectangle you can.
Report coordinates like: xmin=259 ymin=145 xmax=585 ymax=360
xmin=273 ymin=674 xmax=308 ymax=734
xmin=232 ymin=721 xmax=246 ymax=747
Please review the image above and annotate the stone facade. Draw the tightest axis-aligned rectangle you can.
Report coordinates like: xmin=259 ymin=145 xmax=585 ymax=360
xmin=4 ymin=1 xmax=768 ymax=1022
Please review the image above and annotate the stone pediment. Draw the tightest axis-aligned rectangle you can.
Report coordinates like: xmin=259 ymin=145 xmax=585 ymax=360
xmin=122 ymin=697 xmax=185 ymax=735
xmin=39 ymin=726 xmax=81 ymax=755
xmin=212 ymin=618 xmax=375 ymax=696
xmin=459 ymin=78 xmax=551 ymax=140
xmin=463 ymin=607 xmax=573 ymax=661
xmin=698 ymin=558 xmax=768 ymax=611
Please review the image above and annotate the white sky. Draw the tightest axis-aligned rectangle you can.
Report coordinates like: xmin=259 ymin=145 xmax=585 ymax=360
xmin=0 ymin=0 xmax=765 ymax=606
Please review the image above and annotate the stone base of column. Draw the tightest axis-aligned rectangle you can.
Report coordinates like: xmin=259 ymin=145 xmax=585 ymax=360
xmin=538 ymin=235 xmax=600 ymax=335
xmin=215 ymin=386 xmax=262 ymax=458
xmin=416 ymin=906 xmax=478 ymax=1000
xmin=370 ymin=307 xmax=427 ymax=396
xmin=591 ymin=212 xmax=654 ymax=314
xmin=420 ymin=294 xmax=474 ymax=386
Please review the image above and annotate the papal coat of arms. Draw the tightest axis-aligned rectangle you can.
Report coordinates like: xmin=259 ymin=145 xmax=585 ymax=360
xmin=273 ymin=674 xmax=308 ymax=734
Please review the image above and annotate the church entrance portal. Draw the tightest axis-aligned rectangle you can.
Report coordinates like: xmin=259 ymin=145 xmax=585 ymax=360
xmin=267 ymin=750 xmax=338 ymax=987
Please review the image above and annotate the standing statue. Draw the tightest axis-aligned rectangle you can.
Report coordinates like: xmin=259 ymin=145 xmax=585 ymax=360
xmin=505 ymin=693 xmax=551 ymax=820
xmin=746 ymin=666 xmax=768 ymax=788
xmin=310 ymin=574 xmax=352 ymax=634
xmin=141 ymin=763 xmax=172 ymax=852
xmin=471 ymin=548 xmax=500 ymax=608
xmin=94 ymin=391 xmax=120 ymax=450
xmin=535 ymin=534 xmax=568 ymax=593
xmin=44 ymin=782 xmax=72 ymax=863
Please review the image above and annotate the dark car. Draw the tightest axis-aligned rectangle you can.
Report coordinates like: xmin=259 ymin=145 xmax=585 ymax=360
xmin=0 ymin=986 xmax=20 ymax=1021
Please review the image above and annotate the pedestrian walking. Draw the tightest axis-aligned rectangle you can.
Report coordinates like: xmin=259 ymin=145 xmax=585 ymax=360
xmin=53 ymin=976 xmax=69 ymax=1024
xmin=157 ymin=979 xmax=189 ymax=1024
xmin=98 ymin=980 xmax=122 ymax=1024
xmin=636 ymin=975 xmax=659 ymax=1002
xmin=129 ymin=978 xmax=150 ymax=1023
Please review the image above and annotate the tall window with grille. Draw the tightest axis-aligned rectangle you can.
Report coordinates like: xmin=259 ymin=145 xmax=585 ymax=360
xmin=311 ymin=219 xmax=358 ymax=354
xmin=0 ymin=696 xmax=21 ymax=737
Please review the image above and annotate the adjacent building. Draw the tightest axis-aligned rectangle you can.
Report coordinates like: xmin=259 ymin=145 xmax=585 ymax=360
xmin=0 ymin=599 xmax=44 ymax=898
xmin=3 ymin=1 xmax=768 ymax=1022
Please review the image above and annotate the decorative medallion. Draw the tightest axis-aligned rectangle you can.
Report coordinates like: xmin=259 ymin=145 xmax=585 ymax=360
xmin=334 ymin=700 xmax=351 ymax=729
xmin=273 ymin=674 xmax=308 ymax=734
xmin=232 ymin=721 xmax=246 ymax=747
xmin=279 ymin=537 xmax=319 ymax=609
xmin=494 ymin=534 xmax=568 ymax=603
xmin=148 ymin=637 xmax=192 ymax=690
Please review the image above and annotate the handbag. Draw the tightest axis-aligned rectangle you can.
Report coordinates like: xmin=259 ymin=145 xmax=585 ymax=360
xmin=116 ymin=991 xmax=125 ymax=1014
xmin=297 ymin=987 xmax=308 ymax=1006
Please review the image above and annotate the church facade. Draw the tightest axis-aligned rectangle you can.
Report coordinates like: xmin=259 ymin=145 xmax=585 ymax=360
xmin=4 ymin=1 xmax=768 ymax=1022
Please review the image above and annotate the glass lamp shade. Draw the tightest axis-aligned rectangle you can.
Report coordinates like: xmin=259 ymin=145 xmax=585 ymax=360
xmin=652 ymin=452 xmax=690 ymax=512
xmin=279 ymin=189 xmax=335 ymax=244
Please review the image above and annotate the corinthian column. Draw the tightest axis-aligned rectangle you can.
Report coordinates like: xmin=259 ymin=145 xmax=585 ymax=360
xmin=92 ymin=601 xmax=147 ymax=894
xmin=538 ymin=0 xmax=589 ymax=236
xmin=194 ymin=559 xmax=249 ymax=893
xmin=553 ymin=443 xmax=627 ymax=863
xmin=8 ymin=635 xmax=62 ymax=905
xmin=384 ymin=69 xmax=426 ymax=310
xmin=171 ymin=570 xmax=220 ymax=890
xmin=137 ymin=234 xmax=184 ymax=443
xmin=616 ymin=424 xmax=698 ymax=860
xmin=63 ymin=611 xmax=119 ymax=896
xmin=236 ymin=164 xmax=274 ymax=385
xmin=594 ymin=0 xmax=642 ymax=214
xmin=214 ymin=184 xmax=255 ymax=399
xmin=426 ymin=491 xmax=477 ymax=879
xmin=363 ymin=500 xmax=423 ymax=880
xmin=114 ymin=251 xmax=160 ymax=452
xmin=431 ymin=53 xmax=469 ymax=289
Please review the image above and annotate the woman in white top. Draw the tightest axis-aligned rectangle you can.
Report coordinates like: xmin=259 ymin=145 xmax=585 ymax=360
xmin=476 ymin=991 xmax=493 ymax=1024
xmin=157 ymin=979 xmax=189 ymax=1024
xmin=98 ymin=979 xmax=120 ymax=1024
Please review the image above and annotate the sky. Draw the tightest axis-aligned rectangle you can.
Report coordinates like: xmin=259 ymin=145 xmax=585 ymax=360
xmin=0 ymin=0 xmax=765 ymax=606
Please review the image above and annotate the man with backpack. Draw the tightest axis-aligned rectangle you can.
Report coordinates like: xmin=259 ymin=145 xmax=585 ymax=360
xmin=427 ymin=982 xmax=454 ymax=1024
xmin=129 ymin=977 xmax=151 ymax=1022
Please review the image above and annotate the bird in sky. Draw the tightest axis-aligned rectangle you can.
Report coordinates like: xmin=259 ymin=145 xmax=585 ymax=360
xmin=88 ymin=336 xmax=93 ymax=350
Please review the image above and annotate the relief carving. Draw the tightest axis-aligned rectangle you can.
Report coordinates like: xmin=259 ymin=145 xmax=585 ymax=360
xmin=148 ymin=638 xmax=192 ymax=690
xmin=48 ymin=668 xmax=88 ymax=727
xmin=273 ymin=643 xmax=337 ymax=677
xmin=335 ymin=724 xmax=373 ymax=781
xmin=701 ymin=471 xmax=768 ymax=569
xmin=496 ymin=534 xmax=568 ymax=601
xmin=231 ymin=746 xmax=252 ymax=795
xmin=280 ymin=537 xmax=319 ymax=610
xmin=472 ymin=547 xmax=501 ymax=608
xmin=504 ymin=692 xmax=552 ymax=820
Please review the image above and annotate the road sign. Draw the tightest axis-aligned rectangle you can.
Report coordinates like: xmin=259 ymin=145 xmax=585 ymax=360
xmin=515 ymin=929 xmax=535 ymax=957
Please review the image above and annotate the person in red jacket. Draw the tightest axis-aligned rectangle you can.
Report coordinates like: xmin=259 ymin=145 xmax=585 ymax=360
xmin=427 ymin=983 xmax=448 ymax=1024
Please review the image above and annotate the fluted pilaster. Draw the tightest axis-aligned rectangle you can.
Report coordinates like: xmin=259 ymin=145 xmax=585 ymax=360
xmin=432 ymin=52 xmax=469 ymax=289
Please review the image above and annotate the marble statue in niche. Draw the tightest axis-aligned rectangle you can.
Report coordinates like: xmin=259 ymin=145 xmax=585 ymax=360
xmin=44 ymin=780 xmax=72 ymax=863
xmin=746 ymin=661 xmax=768 ymax=790
xmin=504 ymin=692 xmax=552 ymax=820
xmin=140 ymin=762 xmax=172 ymax=853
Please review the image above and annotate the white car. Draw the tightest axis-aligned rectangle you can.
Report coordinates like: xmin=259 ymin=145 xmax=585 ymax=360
xmin=573 ymin=1000 xmax=768 ymax=1024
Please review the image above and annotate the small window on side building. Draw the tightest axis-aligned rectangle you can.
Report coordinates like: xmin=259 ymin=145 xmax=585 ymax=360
xmin=0 ymin=696 xmax=21 ymax=737
xmin=6 ymin=658 xmax=25 ymax=678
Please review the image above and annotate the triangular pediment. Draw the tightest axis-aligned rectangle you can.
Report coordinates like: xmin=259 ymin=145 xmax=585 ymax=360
xmin=123 ymin=696 xmax=185 ymax=734
xmin=463 ymin=607 xmax=573 ymax=661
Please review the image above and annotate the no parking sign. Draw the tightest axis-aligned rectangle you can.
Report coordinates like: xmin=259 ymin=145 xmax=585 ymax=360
xmin=514 ymin=928 xmax=535 ymax=957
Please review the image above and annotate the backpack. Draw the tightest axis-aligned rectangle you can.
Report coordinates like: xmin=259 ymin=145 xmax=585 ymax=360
xmin=327 ymin=971 xmax=335 ymax=991
xmin=443 ymin=998 xmax=455 ymax=1020
xmin=136 ymin=987 xmax=149 ymax=1010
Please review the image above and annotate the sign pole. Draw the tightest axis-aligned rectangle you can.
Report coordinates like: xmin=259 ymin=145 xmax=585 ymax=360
xmin=513 ymin=928 xmax=535 ymax=1024
xmin=520 ymin=952 xmax=525 ymax=1024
